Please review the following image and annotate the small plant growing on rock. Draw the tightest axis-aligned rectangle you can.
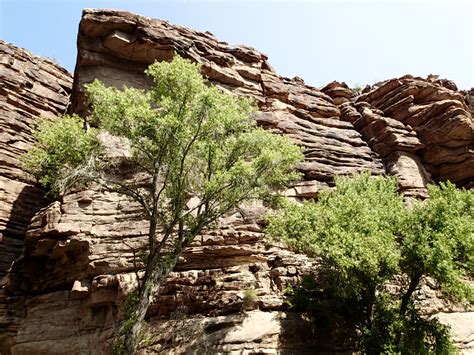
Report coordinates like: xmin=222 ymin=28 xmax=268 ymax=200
xmin=242 ymin=288 xmax=258 ymax=310
xmin=267 ymin=172 xmax=473 ymax=353
xmin=22 ymin=56 xmax=303 ymax=354
xmin=353 ymin=83 xmax=363 ymax=94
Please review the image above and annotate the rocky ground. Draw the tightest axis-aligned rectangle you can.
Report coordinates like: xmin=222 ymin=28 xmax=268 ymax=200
xmin=0 ymin=9 xmax=473 ymax=354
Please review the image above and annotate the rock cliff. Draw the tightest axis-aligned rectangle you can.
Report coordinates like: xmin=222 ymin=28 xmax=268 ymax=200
xmin=0 ymin=8 xmax=473 ymax=354
xmin=0 ymin=41 xmax=72 ymax=277
xmin=0 ymin=40 xmax=72 ymax=352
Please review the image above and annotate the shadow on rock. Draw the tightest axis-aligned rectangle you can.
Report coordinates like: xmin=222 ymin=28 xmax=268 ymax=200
xmin=1 ymin=185 xmax=50 ymax=279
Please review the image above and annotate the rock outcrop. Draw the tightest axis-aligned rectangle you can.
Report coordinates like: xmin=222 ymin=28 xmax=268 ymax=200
xmin=71 ymin=9 xmax=386 ymax=190
xmin=0 ymin=8 xmax=473 ymax=354
xmin=340 ymin=99 xmax=430 ymax=197
xmin=0 ymin=40 xmax=72 ymax=352
xmin=357 ymin=76 xmax=474 ymax=189
xmin=0 ymin=41 xmax=72 ymax=277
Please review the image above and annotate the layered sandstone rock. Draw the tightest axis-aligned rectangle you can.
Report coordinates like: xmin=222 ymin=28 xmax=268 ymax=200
xmin=0 ymin=8 xmax=473 ymax=354
xmin=0 ymin=41 xmax=72 ymax=276
xmin=6 ymin=192 xmax=325 ymax=354
xmin=340 ymin=101 xmax=431 ymax=197
xmin=357 ymin=75 xmax=474 ymax=188
xmin=71 ymin=9 xmax=385 ymax=190
xmin=0 ymin=40 xmax=72 ymax=353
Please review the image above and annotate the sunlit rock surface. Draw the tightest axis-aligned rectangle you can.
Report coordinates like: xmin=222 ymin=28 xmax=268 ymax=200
xmin=0 ymin=9 xmax=473 ymax=354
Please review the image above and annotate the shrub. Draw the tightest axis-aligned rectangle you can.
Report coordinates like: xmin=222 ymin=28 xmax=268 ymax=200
xmin=267 ymin=172 xmax=473 ymax=353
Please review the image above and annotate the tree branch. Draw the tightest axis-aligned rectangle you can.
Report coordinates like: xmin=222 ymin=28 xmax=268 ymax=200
xmin=122 ymin=240 xmax=144 ymax=289
xmin=97 ymin=176 xmax=152 ymax=219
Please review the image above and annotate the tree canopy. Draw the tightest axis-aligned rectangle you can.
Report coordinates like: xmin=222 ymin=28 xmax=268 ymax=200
xmin=267 ymin=173 xmax=473 ymax=353
xmin=23 ymin=56 xmax=303 ymax=354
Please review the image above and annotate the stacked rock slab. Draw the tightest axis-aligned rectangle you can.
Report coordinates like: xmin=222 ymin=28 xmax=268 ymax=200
xmin=0 ymin=8 xmax=473 ymax=354
xmin=357 ymin=75 xmax=474 ymax=188
xmin=0 ymin=40 xmax=72 ymax=352
xmin=0 ymin=41 xmax=72 ymax=276
xmin=69 ymin=9 xmax=386 ymax=352
xmin=340 ymin=100 xmax=431 ymax=197
xmin=71 ymin=9 xmax=385 ymax=187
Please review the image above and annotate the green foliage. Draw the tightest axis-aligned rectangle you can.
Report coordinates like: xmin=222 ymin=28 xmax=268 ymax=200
xmin=401 ymin=182 xmax=474 ymax=303
xmin=243 ymin=288 xmax=257 ymax=301
xmin=22 ymin=115 xmax=101 ymax=195
xmin=137 ymin=250 xmax=149 ymax=265
xmin=23 ymin=55 xmax=303 ymax=354
xmin=353 ymin=83 xmax=363 ymax=93
xmin=81 ymin=56 xmax=302 ymax=231
xmin=242 ymin=288 xmax=258 ymax=310
xmin=267 ymin=173 xmax=404 ymax=301
xmin=267 ymin=172 xmax=473 ymax=353
xmin=359 ymin=295 xmax=457 ymax=354
xmin=395 ymin=307 xmax=457 ymax=355
xmin=25 ymin=56 xmax=303 ymax=207
xmin=112 ymin=290 xmax=140 ymax=355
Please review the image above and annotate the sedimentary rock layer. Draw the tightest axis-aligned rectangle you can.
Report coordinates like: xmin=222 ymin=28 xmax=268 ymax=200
xmin=71 ymin=8 xmax=385 ymax=189
xmin=0 ymin=40 xmax=72 ymax=354
xmin=0 ymin=8 xmax=473 ymax=354
xmin=357 ymin=75 xmax=474 ymax=188
xmin=0 ymin=40 xmax=72 ymax=276
xmin=72 ymin=9 xmax=474 ymax=192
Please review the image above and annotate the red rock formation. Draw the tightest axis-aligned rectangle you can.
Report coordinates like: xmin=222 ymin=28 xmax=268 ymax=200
xmin=357 ymin=75 xmax=474 ymax=188
xmin=0 ymin=40 xmax=72 ymax=276
xmin=0 ymin=40 xmax=72 ymax=353
xmin=340 ymin=101 xmax=431 ymax=197
xmin=0 ymin=9 xmax=473 ymax=354
xmin=71 ymin=9 xmax=385 ymax=189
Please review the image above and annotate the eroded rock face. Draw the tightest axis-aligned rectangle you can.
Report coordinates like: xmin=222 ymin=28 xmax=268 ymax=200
xmin=71 ymin=9 xmax=385 ymax=189
xmin=0 ymin=40 xmax=72 ymax=353
xmin=7 ymin=192 xmax=324 ymax=354
xmin=357 ymin=75 xmax=474 ymax=188
xmin=0 ymin=41 xmax=72 ymax=277
xmin=0 ymin=8 xmax=473 ymax=354
xmin=340 ymin=100 xmax=431 ymax=197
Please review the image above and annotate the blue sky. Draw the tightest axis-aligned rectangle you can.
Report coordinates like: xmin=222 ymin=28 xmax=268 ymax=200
xmin=0 ymin=0 xmax=473 ymax=89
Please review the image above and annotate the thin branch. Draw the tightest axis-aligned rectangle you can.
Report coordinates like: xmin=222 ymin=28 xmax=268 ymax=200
xmin=123 ymin=240 xmax=143 ymax=289
xmin=97 ymin=177 xmax=152 ymax=219
xmin=154 ymin=165 xmax=172 ymax=215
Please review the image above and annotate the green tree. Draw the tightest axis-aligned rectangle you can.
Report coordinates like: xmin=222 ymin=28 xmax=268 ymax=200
xmin=399 ymin=182 xmax=474 ymax=315
xmin=267 ymin=173 xmax=473 ymax=353
xmin=23 ymin=56 xmax=303 ymax=354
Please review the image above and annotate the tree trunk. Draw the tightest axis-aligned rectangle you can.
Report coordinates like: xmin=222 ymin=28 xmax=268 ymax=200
xmin=400 ymin=272 xmax=422 ymax=316
xmin=122 ymin=276 xmax=159 ymax=354
xmin=122 ymin=252 xmax=179 ymax=354
xmin=122 ymin=197 xmax=161 ymax=354
xmin=365 ymin=283 xmax=376 ymax=329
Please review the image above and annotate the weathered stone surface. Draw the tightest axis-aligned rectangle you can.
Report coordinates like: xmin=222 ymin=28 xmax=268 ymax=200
xmin=436 ymin=312 xmax=474 ymax=353
xmin=357 ymin=75 xmax=474 ymax=187
xmin=4 ymin=188 xmax=321 ymax=353
xmin=0 ymin=40 xmax=72 ymax=353
xmin=321 ymin=81 xmax=356 ymax=106
xmin=340 ymin=101 xmax=431 ymax=197
xmin=144 ymin=310 xmax=344 ymax=354
xmin=71 ymin=8 xmax=385 ymax=186
xmin=465 ymin=88 xmax=474 ymax=116
xmin=0 ymin=40 xmax=72 ymax=275
xmin=0 ymin=8 xmax=473 ymax=355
